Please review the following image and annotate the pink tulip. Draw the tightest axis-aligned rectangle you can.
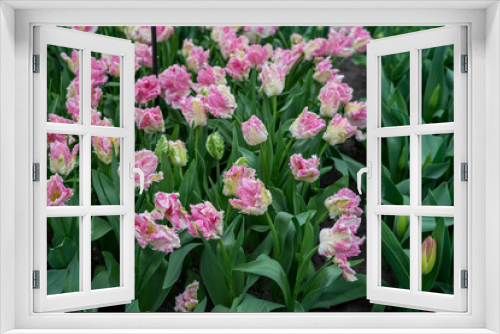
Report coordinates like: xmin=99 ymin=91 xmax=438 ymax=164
xmin=245 ymin=44 xmax=273 ymax=69
xmin=290 ymin=33 xmax=304 ymax=44
xmin=319 ymin=79 xmax=353 ymax=118
xmin=351 ymin=26 xmax=372 ymax=52
xmin=336 ymin=259 xmax=359 ymax=282
xmin=103 ymin=54 xmax=121 ymax=77
xmin=48 ymin=114 xmax=73 ymax=124
xmin=313 ymin=57 xmax=336 ymax=84
xmin=273 ymin=48 xmax=300 ymax=74
xmin=124 ymin=26 xmax=174 ymax=44
xmin=188 ymin=202 xmax=224 ymax=239
xmin=159 ymin=65 xmax=192 ymax=109
xmin=344 ymin=101 xmax=367 ymax=129
xmin=289 ymin=107 xmax=326 ymax=140
xmin=303 ymin=38 xmax=330 ymax=60
xmin=322 ymin=113 xmax=357 ymax=146
xmin=241 ymin=115 xmax=268 ymax=146
xmin=90 ymin=57 xmax=108 ymax=87
xmin=135 ymin=42 xmax=153 ymax=68
xmin=259 ymin=63 xmax=286 ymax=97
xmin=324 ymin=188 xmax=363 ymax=218
xmin=243 ymin=26 xmax=279 ymax=42
xmin=229 ymin=177 xmax=272 ymax=215
xmin=47 ymin=174 xmax=74 ymax=206
xmin=289 ymin=154 xmax=320 ymax=182
xmin=328 ymin=27 xmax=355 ymax=57
xmin=47 ymin=133 xmax=73 ymax=147
xmin=182 ymin=40 xmax=209 ymax=74
xmin=70 ymin=26 xmax=98 ymax=33
xmin=210 ymin=26 xmax=237 ymax=44
xmin=135 ymin=212 xmax=181 ymax=254
xmin=49 ymin=141 xmax=79 ymax=176
xmin=66 ymin=97 xmax=80 ymax=123
xmin=196 ymin=65 xmax=227 ymax=87
xmin=207 ymin=85 xmax=237 ymax=119
xmin=220 ymin=35 xmax=249 ymax=60
xmin=222 ymin=165 xmax=256 ymax=197
xmin=181 ymin=95 xmax=209 ymax=128
xmin=134 ymin=149 xmax=163 ymax=189
xmin=154 ymin=192 xmax=190 ymax=230
xmin=337 ymin=214 xmax=362 ymax=234
xmin=61 ymin=50 xmax=80 ymax=74
xmin=135 ymin=75 xmax=161 ymax=105
xmin=226 ymin=51 xmax=251 ymax=82
xmin=135 ymin=106 xmax=165 ymax=133
xmin=92 ymin=136 xmax=119 ymax=165
xmin=174 ymin=281 xmax=199 ymax=312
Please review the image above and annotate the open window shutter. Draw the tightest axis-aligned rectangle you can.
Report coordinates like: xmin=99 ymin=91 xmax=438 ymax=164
xmin=33 ymin=26 xmax=135 ymax=312
xmin=365 ymin=26 xmax=467 ymax=312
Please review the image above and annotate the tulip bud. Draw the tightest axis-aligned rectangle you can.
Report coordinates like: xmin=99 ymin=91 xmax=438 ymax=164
xmin=422 ymin=236 xmax=437 ymax=275
xmin=396 ymin=215 xmax=409 ymax=239
xmin=206 ymin=132 xmax=225 ymax=161
xmin=168 ymin=140 xmax=188 ymax=167
xmin=155 ymin=135 xmax=169 ymax=162
xmin=234 ymin=157 xmax=249 ymax=167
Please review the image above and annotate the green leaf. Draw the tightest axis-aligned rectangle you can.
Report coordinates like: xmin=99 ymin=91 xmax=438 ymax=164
xmin=47 ymin=269 xmax=67 ymax=295
xmin=301 ymin=265 xmax=343 ymax=311
xmin=269 ymin=187 xmax=288 ymax=214
xmin=236 ymin=294 xmax=283 ymax=312
xmin=193 ymin=298 xmax=207 ymax=312
xmin=158 ymin=153 xmax=174 ymax=193
xmin=47 ymin=237 xmax=78 ymax=269
xmin=162 ymin=243 xmax=201 ymax=289
xmin=137 ymin=247 xmax=166 ymax=292
xmin=64 ymin=253 xmax=79 ymax=293
xmin=102 ymin=251 xmax=120 ymax=288
xmin=310 ymin=274 xmax=367 ymax=310
xmin=350 ymin=55 xmax=367 ymax=67
xmin=234 ymin=254 xmax=292 ymax=311
xmin=422 ymin=162 xmax=450 ymax=179
xmin=125 ymin=300 xmax=141 ymax=312
xmin=381 ymin=221 xmax=410 ymax=289
xmin=91 ymin=216 xmax=112 ymax=241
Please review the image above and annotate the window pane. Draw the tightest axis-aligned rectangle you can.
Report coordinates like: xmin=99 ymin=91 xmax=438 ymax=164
xmin=421 ymin=134 xmax=454 ymax=206
xmin=380 ymin=52 xmax=410 ymax=127
xmin=47 ymin=217 xmax=80 ymax=295
xmin=381 ymin=136 xmax=410 ymax=205
xmin=47 ymin=134 xmax=80 ymax=206
xmin=90 ymin=52 xmax=120 ymax=127
xmin=420 ymin=216 xmax=454 ymax=294
xmin=381 ymin=215 xmax=410 ymax=290
xmin=421 ymin=45 xmax=454 ymax=124
xmin=47 ymin=45 xmax=81 ymax=124
xmin=91 ymin=215 xmax=121 ymax=290
xmin=91 ymin=136 xmax=121 ymax=206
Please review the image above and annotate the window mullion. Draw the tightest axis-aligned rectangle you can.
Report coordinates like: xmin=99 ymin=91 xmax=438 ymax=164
xmin=409 ymin=47 xmax=420 ymax=294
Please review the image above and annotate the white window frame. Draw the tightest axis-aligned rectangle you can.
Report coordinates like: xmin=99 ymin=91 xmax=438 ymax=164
xmin=1 ymin=1 xmax=499 ymax=333
xmin=366 ymin=26 xmax=467 ymax=312
xmin=33 ymin=26 xmax=136 ymax=312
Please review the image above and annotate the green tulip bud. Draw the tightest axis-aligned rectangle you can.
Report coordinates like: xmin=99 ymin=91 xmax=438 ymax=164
xmin=396 ymin=215 xmax=409 ymax=239
xmin=234 ymin=157 xmax=249 ymax=167
xmin=422 ymin=236 xmax=437 ymax=275
xmin=155 ymin=135 xmax=169 ymax=162
xmin=206 ymin=132 xmax=225 ymax=161
xmin=168 ymin=140 xmax=188 ymax=167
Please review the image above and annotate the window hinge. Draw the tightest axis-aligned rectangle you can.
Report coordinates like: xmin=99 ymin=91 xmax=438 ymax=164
xmin=461 ymin=54 xmax=468 ymax=73
xmin=33 ymin=270 xmax=40 ymax=289
xmin=33 ymin=163 xmax=40 ymax=182
xmin=461 ymin=162 xmax=468 ymax=181
xmin=461 ymin=270 xmax=468 ymax=289
xmin=33 ymin=54 xmax=40 ymax=73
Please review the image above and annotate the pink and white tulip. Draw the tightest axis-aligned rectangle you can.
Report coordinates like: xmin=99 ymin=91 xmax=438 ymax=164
xmin=313 ymin=57 xmax=335 ymax=84
xmin=188 ymin=202 xmax=224 ymax=239
xmin=154 ymin=192 xmax=190 ymax=230
xmin=61 ymin=50 xmax=80 ymax=74
xmin=47 ymin=174 xmax=74 ymax=206
xmin=226 ymin=51 xmax=251 ymax=82
xmin=70 ymin=26 xmax=98 ymax=33
xmin=207 ymin=85 xmax=237 ymax=119
xmin=135 ymin=106 xmax=165 ymax=133
xmin=245 ymin=44 xmax=273 ymax=69
xmin=103 ymin=54 xmax=120 ymax=77
xmin=324 ymin=188 xmax=363 ymax=218
xmin=135 ymin=43 xmax=153 ymax=68
xmin=135 ymin=75 xmax=161 ymax=105
xmin=322 ymin=113 xmax=357 ymax=146
xmin=92 ymin=136 xmax=119 ymax=165
xmin=303 ymin=38 xmax=330 ymax=60
xmin=289 ymin=107 xmax=326 ymax=140
xmin=135 ymin=212 xmax=181 ymax=254
xmin=289 ymin=154 xmax=320 ymax=182
xmin=259 ymin=63 xmax=286 ymax=97
xmin=159 ymin=65 xmax=192 ymax=109
xmin=181 ymin=95 xmax=209 ymax=127
xmin=318 ymin=79 xmax=353 ymax=118
xmin=174 ymin=281 xmax=199 ymax=312
xmin=222 ymin=165 xmax=257 ymax=197
xmin=135 ymin=149 xmax=163 ymax=189
xmin=49 ymin=141 xmax=79 ymax=176
xmin=229 ymin=178 xmax=272 ymax=216
xmin=344 ymin=101 xmax=367 ymax=129
xmin=182 ymin=40 xmax=209 ymax=74
xmin=196 ymin=65 xmax=227 ymax=88
xmin=124 ymin=26 xmax=174 ymax=44
xmin=241 ymin=115 xmax=268 ymax=146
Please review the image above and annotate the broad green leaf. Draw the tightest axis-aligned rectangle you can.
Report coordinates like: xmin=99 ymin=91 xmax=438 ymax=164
xmin=91 ymin=216 xmax=112 ymax=241
xmin=381 ymin=221 xmax=410 ymax=289
xmin=47 ymin=269 xmax=67 ymax=295
xmin=237 ymin=294 xmax=283 ymax=312
xmin=310 ymin=274 xmax=367 ymax=310
xmin=47 ymin=237 xmax=78 ymax=269
xmin=193 ymin=298 xmax=207 ymax=312
xmin=162 ymin=243 xmax=201 ymax=289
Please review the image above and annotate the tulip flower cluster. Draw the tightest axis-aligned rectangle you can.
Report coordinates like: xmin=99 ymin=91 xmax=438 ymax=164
xmin=48 ymin=25 xmax=378 ymax=312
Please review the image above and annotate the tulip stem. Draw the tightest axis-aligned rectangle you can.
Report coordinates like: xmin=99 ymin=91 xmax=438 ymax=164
xmin=318 ymin=142 xmax=329 ymax=160
xmin=216 ymin=160 xmax=221 ymax=191
xmin=265 ymin=211 xmax=281 ymax=260
xmin=292 ymin=245 xmax=320 ymax=303
xmin=278 ymin=137 xmax=294 ymax=171
xmin=314 ymin=211 xmax=329 ymax=228
xmin=272 ymin=95 xmax=278 ymax=131
xmin=233 ymin=114 xmax=242 ymax=127
xmin=226 ymin=203 xmax=231 ymax=225
xmin=194 ymin=126 xmax=201 ymax=154
xmin=178 ymin=166 xmax=184 ymax=180
xmin=291 ymin=175 xmax=298 ymax=215
xmin=259 ymin=143 xmax=270 ymax=184
xmin=218 ymin=239 xmax=234 ymax=299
